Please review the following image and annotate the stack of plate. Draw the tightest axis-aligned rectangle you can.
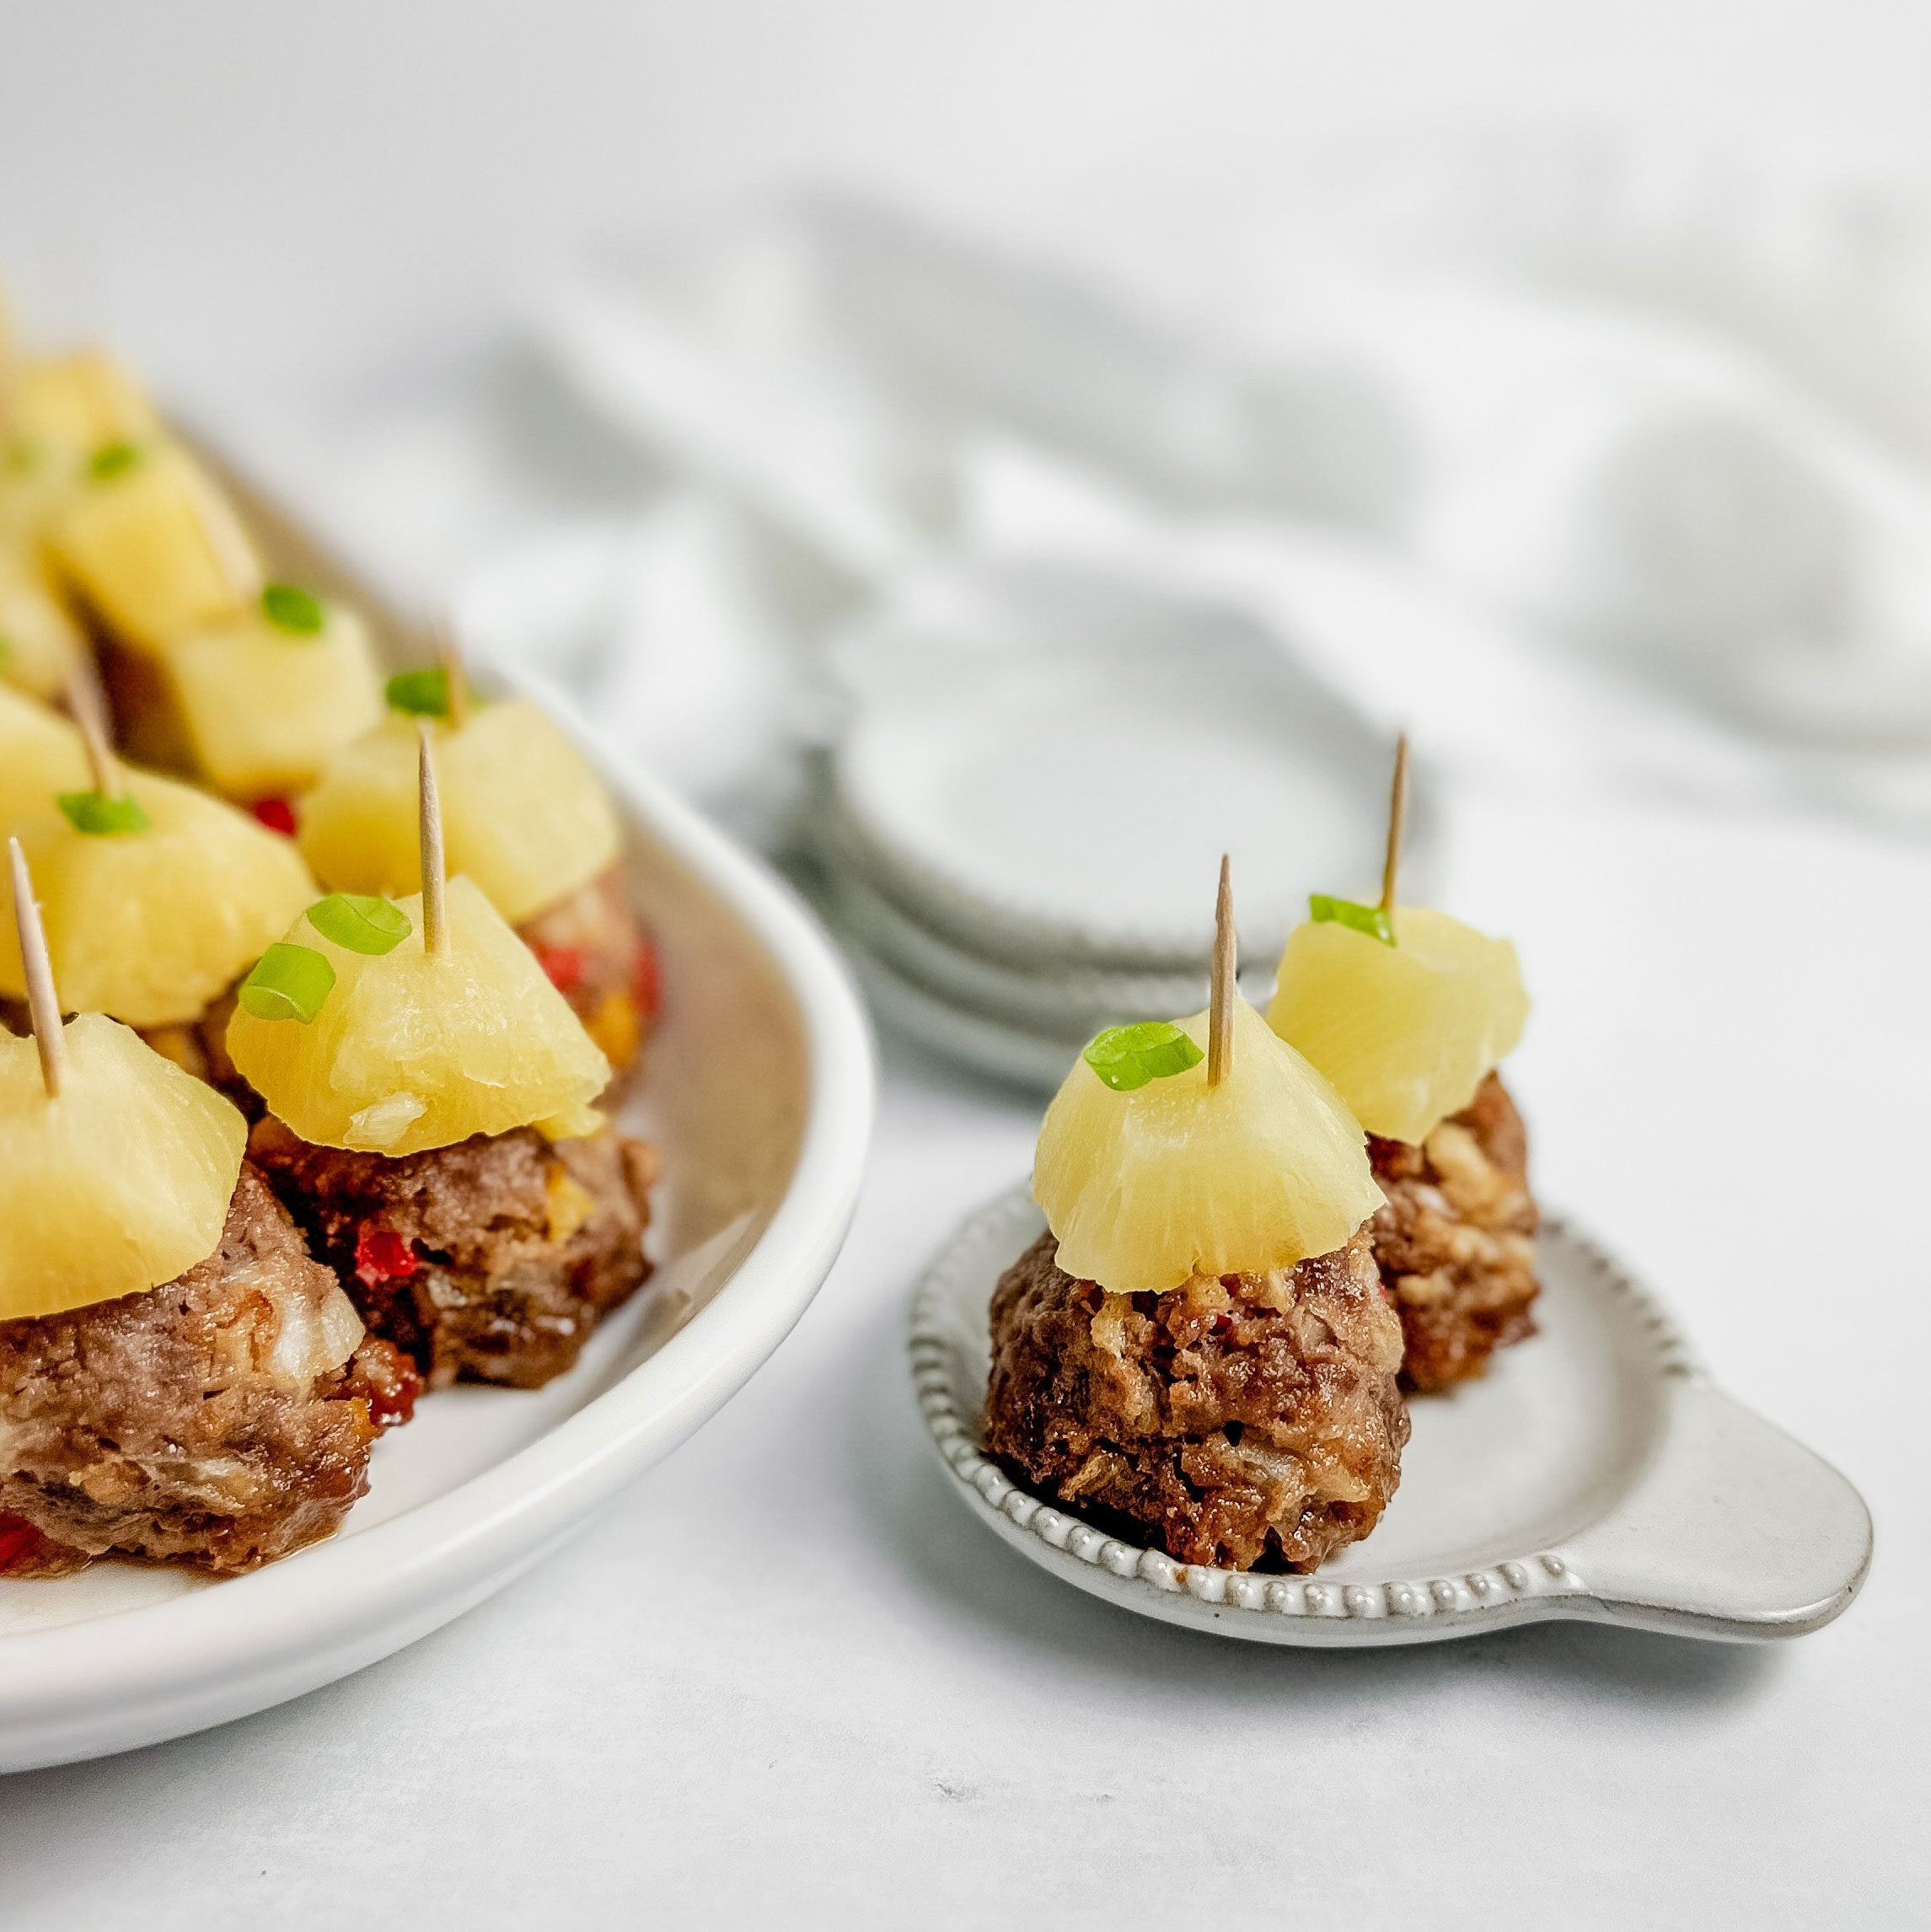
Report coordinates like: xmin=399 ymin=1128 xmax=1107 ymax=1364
xmin=813 ymin=566 xmax=1430 ymax=1088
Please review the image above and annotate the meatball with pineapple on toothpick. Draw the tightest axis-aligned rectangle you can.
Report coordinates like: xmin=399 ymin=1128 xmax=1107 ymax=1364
xmin=293 ymin=637 xmax=658 ymax=1092
xmin=984 ymin=860 xmax=1408 ymax=1574
xmin=230 ymin=724 xmax=657 ymax=1391
xmin=0 ymin=838 xmax=410 ymax=1580
xmin=0 ymin=684 xmax=315 ymax=1098
xmin=1267 ymin=738 xmax=1537 ymax=1393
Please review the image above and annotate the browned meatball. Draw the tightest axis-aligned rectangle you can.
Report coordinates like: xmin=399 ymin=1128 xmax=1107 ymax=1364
xmin=1369 ymin=1072 xmax=1539 ymax=1393
xmin=248 ymin=1114 xmax=657 ymax=1391
xmin=0 ymin=1164 xmax=387 ymax=1577
xmin=518 ymin=866 xmax=658 ymax=1096
xmin=984 ymin=1227 xmax=1408 ymax=1572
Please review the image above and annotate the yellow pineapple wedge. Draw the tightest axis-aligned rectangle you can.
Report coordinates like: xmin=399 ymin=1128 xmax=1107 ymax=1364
xmin=1267 ymin=906 xmax=1529 ymax=1146
xmin=0 ymin=541 xmax=86 ymax=699
xmin=44 ymin=441 xmax=260 ymax=655
xmin=227 ymin=873 xmax=610 ymax=1155
xmin=297 ymin=698 xmax=620 ymax=924
xmin=6 ymin=350 xmax=159 ymax=468
xmin=0 ymin=770 xmax=316 ymax=1027
xmin=1033 ymin=1000 xmax=1382 ymax=1296
xmin=0 ymin=683 xmax=90 ymax=833
xmin=169 ymin=588 xmax=383 ymax=799
xmin=0 ymin=1012 xmax=246 ymax=1319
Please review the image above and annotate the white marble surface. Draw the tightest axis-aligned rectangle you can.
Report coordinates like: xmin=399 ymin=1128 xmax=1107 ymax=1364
xmin=3 ymin=784 xmax=1923 ymax=1928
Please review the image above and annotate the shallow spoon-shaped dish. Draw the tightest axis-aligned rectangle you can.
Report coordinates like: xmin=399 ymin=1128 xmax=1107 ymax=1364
xmin=0 ymin=441 xmax=874 ymax=1772
xmin=911 ymin=1186 xmax=1871 ymax=1645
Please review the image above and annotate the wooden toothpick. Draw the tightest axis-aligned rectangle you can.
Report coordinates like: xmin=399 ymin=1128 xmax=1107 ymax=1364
xmin=1207 ymin=853 xmax=1236 ymax=1088
xmin=417 ymin=720 xmax=447 ymax=955
xmin=436 ymin=617 xmax=469 ymax=731
xmin=65 ymin=662 xmax=121 ymax=799
xmin=10 ymin=836 xmax=65 ymax=1097
xmin=1379 ymin=733 xmax=1410 ymax=919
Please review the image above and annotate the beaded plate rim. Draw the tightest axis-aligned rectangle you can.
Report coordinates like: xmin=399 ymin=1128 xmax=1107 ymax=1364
xmin=907 ymin=1183 xmax=1712 ymax=1644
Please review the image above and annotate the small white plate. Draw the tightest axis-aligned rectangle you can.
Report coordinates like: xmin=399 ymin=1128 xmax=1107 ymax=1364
xmin=0 ymin=454 xmax=876 ymax=1773
xmin=829 ymin=566 xmax=1424 ymax=971
xmin=910 ymin=1186 xmax=1872 ymax=1645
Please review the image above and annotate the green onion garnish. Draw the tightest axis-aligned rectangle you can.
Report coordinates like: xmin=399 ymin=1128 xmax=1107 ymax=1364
xmin=4 ymin=439 xmax=40 ymax=475
xmin=385 ymin=667 xmax=451 ymax=717
xmin=87 ymin=441 xmax=141 ymax=481
xmin=1308 ymin=894 xmax=1396 ymax=947
xmin=260 ymin=582 xmax=326 ymax=636
xmin=1082 ymin=1020 xmax=1205 ymax=1092
xmin=307 ymin=892 xmax=410 ymax=955
xmin=56 ymin=789 xmax=152 ymax=835
xmin=237 ymin=942 xmax=335 ymax=1023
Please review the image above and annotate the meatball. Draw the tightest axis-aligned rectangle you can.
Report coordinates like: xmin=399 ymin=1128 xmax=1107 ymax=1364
xmin=0 ymin=1163 xmax=401 ymax=1577
xmin=984 ymin=1227 xmax=1408 ymax=1572
xmin=518 ymin=866 xmax=658 ymax=1095
xmin=248 ymin=1114 xmax=657 ymax=1391
xmin=1369 ymin=1072 xmax=1539 ymax=1393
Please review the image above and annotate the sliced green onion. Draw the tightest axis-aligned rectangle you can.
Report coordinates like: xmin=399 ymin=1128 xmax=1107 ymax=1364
xmin=307 ymin=891 xmax=410 ymax=955
xmin=56 ymin=789 xmax=152 ymax=835
xmin=4 ymin=438 xmax=40 ymax=476
xmin=1308 ymin=894 xmax=1396 ymax=947
xmin=87 ymin=441 xmax=141 ymax=481
xmin=385 ymin=667 xmax=450 ymax=716
xmin=1082 ymin=1020 xmax=1204 ymax=1092
xmin=237 ymin=942 xmax=335 ymax=1023
xmin=260 ymin=582 xmax=326 ymax=636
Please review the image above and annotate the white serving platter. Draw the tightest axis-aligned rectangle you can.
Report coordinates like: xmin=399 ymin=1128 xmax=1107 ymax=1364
xmin=0 ymin=453 xmax=876 ymax=1773
xmin=911 ymin=1186 xmax=1872 ymax=1645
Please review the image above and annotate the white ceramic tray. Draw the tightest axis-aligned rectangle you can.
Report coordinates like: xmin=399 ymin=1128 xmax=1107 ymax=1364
xmin=0 ymin=457 xmax=876 ymax=1774
xmin=911 ymin=1186 xmax=1872 ymax=1645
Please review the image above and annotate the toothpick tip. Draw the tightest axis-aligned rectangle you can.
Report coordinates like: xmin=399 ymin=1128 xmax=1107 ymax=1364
xmin=10 ymin=835 xmax=66 ymax=1097
xmin=1207 ymin=853 xmax=1236 ymax=1087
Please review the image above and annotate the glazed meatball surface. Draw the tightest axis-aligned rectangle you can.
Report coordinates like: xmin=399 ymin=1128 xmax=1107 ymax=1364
xmin=0 ymin=1163 xmax=385 ymax=1576
xmin=984 ymin=1228 xmax=1408 ymax=1572
xmin=1370 ymin=1072 xmax=1539 ymax=1393
xmin=249 ymin=1116 xmax=656 ymax=1391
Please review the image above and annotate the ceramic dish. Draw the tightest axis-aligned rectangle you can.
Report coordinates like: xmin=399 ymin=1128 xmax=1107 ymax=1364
xmin=910 ymin=1185 xmax=1871 ymax=1645
xmin=0 ymin=446 xmax=875 ymax=1774
xmin=826 ymin=848 xmax=1280 ymax=1038
xmin=826 ymin=573 xmax=1427 ymax=974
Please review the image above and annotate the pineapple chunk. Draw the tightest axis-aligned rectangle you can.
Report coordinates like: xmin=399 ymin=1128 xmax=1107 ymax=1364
xmin=1267 ymin=906 xmax=1529 ymax=1146
xmin=1033 ymin=999 xmax=1382 ymax=1295
xmin=0 ymin=769 xmax=317 ymax=1027
xmin=0 ymin=1012 xmax=246 ymax=1320
xmin=227 ymin=874 xmax=610 ymax=1155
xmin=0 ymin=540 xmax=85 ymax=699
xmin=7 ymin=350 xmax=158 ymax=467
xmin=45 ymin=442 xmax=260 ymax=655
xmin=0 ymin=682 xmax=89 ymax=834
xmin=297 ymin=700 xmax=621 ymax=925
xmin=169 ymin=596 xmax=383 ymax=799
